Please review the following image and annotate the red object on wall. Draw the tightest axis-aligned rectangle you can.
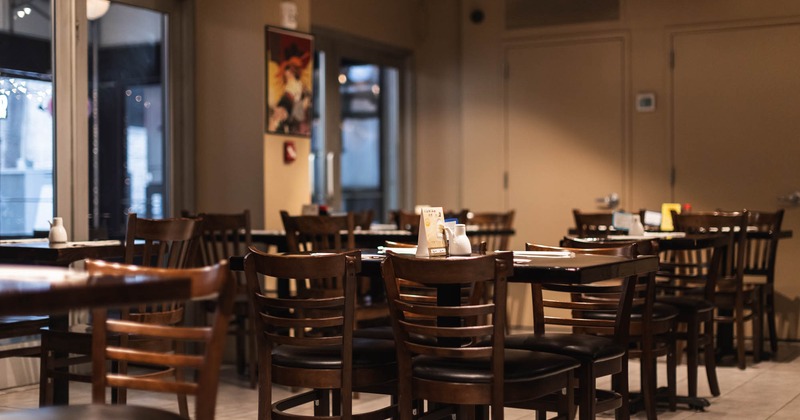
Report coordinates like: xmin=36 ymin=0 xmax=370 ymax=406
xmin=283 ymin=141 xmax=297 ymax=164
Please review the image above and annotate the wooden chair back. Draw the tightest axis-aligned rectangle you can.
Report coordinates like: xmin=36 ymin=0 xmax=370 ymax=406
xmin=124 ymin=213 xmax=199 ymax=269
xmin=525 ymin=243 xmax=638 ymax=344
xmin=572 ymin=209 xmax=614 ymax=237
xmin=352 ymin=209 xmax=374 ymax=230
xmin=742 ymin=209 xmax=784 ymax=279
xmin=381 ymin=251 xmax=513 ymax=418
xmin=244 ymin=250 xmax=361 ymax=414
xmin=467 ymin=210 xmax=515 ymax=251
xmin=196 ymin=210 xmax=252 ymax=287
xmin=123 ymin=214 xmax=200 ymax=325
xmin=669 ymin=211 xmax=748 ymax=298
xmin=391 ymin=210 xmax=420 ymax=233
xmin=85 ymin=259 xmax=235 ymax=420
xmin=280 ymin=210 xmax=355 ymax=252
xmin=558 ymin=238 xmax=659 ymax=331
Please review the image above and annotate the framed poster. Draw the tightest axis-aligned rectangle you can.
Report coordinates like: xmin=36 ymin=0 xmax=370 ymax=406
xmin=265 ymin=27 xmax=314 ymax=136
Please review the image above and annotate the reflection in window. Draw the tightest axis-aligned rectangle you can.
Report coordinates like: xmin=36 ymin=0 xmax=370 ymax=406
xmin=340 ymin=64 xmax=383 ymax=214
xmin=0 ymin=0 xmax=53 ymax=237
xmin=0 ymin=78 xmax=53 ymax=236
xmin=89 ymin=3 xmax=166 ymax=238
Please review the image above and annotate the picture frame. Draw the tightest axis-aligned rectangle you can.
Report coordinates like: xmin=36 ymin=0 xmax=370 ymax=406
xmin=265 ymin=26 xmax=314 ymax=136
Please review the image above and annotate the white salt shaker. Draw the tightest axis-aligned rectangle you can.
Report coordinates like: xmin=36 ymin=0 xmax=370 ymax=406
xmin=449 ymin=224 xmax=472 ymax=256
xmin=48 ymin=217 xmax=68 ymax=243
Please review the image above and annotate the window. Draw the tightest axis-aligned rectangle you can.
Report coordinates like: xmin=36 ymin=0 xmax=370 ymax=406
xmin=0 ymin=0 xmax=53 ymax=237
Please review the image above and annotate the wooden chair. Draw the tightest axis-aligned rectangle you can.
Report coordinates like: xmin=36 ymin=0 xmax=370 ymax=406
xmin=561 ymin=237 xmax=678 ymax=419
xmin=654 ymin=211 xmax=751 ymax=402
xmin=2 ymin=259 xmax=235 ymax=420
xmin=505 ymin=242 xmax=639 ymax=420
xmin=573 ymin=209 xmax=615 ymax=237
xmin=196 ymin=210 xmax=257 ymax=388
xmin=742 ymin=209 xmax=784 ymax=357
xmin=0 ymin=316 xmax=49 ymax=358
xmin=382 ymin=251 xmax=579 ymax=420
xmin=39 ymin=214 xmax=200 ymax=411
xmin=352 ymin=209 xmax=374 ymax=230
xmin=672 ymin=211 xmax=760 ymax=369
xmin=389 ymin=209 xmax=469 ymax=234
xmin=467 ymin=210 xmax=515 ymax=251
xmin=390 ymin=210 xmax=420 ymax=233
xmin=280 ymin=211 xmax=388 ymax=325
xmin=244 ymin=249 xmax=396 ymax=420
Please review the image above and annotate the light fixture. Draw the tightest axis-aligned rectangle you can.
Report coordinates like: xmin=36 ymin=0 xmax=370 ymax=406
xmin=86 ymin=0 xmax=111 ymax=21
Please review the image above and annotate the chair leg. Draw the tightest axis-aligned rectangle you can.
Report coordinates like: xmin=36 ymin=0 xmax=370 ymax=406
xmin=613 ymin=357 xmax=629 ymax=420
xmin=736 ymin=306 xmax=746 ymax=370
xmin=640 ymin=349 xmax=657 ymax=420
xmin=685 ymin=317 xmax=699 ymax=398
xmin=578 ymin=365 xmax=596 ymax=420
xmin=753 ymin=293 xmax=763 ymax=364
xmin=703 ymin=318 xmax=721 ymax=397
xmin=667 ymin=334 xmax=678 ymax=411
xmin=766 ymin=289 xmax=778 ymax=355
xmin=248 ymin=324 xmax=258 ymax=389
xmin=38 ymin=345 xmax=52 ymax=407
xmin=235 ymin=314 xmax=247 ymax=376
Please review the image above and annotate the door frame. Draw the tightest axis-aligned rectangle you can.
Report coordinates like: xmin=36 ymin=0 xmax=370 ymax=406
xmin=56 ymin=0 xmax=193 ymax=241
xmin=666 ymin=16 xmax=800 ymax=201
xmin=311 ymin=26 xmax=413 ymax=217
xmin=502 ymin=31 xmax=632 ymax=210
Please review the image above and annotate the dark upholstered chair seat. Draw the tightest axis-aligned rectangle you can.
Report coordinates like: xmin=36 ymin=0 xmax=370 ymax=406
xmin=272 ymin=337 xmax=396 ymax=369
xmin=582 ymin=302 xmax=680 ymax=321
xmin=0 ymin=404 xmax=186 ymax=420
xmin=352 ymin=325 xmax=394 ymax=340
xmin=413 ymin=348 xmax=579 ymax=384
xmin=505 ymin=333 xmax=625 ymax=362
xmin=657 ymin=295 xmax=714 ymax=313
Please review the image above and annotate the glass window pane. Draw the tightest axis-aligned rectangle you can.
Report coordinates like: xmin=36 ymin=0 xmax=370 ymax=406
xmin=341 ymin=117 xmax=380 ymax=189
xmin=0 ymin=0 xmax=53 ymax=238
xmin=89 ymin=3 xmax=167 ymax=238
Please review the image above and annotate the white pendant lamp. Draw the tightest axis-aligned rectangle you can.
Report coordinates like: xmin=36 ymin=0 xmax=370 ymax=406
xmin=87 ymin=0 xmax=111 ymax=21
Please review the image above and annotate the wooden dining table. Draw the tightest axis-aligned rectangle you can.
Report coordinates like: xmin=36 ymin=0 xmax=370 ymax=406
xmin=0 ymin=265 xmax=193 ymax=317
xmin=251 ymin=226 xmax=516 ymax=251
xmin=0 ymin=264 xmax=194 ymax=406
xmin=0 ymin=239 xmax=127 ymax=266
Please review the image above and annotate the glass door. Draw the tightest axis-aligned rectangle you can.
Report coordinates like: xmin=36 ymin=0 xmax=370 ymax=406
xmin=312 ymin=31 xmax=408 ymax=223
xmin=0 ymin=0 xmax=53 ymax=238
xmin=87 ymin=1 xmax=173 ymax=238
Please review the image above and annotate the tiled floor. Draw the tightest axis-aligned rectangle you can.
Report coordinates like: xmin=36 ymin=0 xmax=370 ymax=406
xmin=2 ymin=343 xmax=800 ymax=419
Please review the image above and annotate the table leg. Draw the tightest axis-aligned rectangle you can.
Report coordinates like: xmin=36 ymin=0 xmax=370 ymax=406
xmin=48 ymin=314 xmax=69 ymax=405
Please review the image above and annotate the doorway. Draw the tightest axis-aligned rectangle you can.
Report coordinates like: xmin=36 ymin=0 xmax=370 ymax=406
xmin=87 ymin=0 xmax=182 ymax=239
xmin=312 ymin=29 xmax=409 ymax=223
xmin=669 ymin=21 xmax=800 ymax=339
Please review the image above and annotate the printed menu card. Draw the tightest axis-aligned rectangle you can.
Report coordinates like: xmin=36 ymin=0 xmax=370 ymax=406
xmin=416 ymin=207 xmax=447 ymax=257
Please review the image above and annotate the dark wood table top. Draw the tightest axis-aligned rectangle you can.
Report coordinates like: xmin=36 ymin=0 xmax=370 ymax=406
xmin=348 ymin=250 xmax=658 ymax=285
xmin=0 ymin=265 xmax=191 ymax=317
xmin=0 ymin=239 xmax=126 ymax=266
xmin=252 ymin=227 xmax=516 ymax=251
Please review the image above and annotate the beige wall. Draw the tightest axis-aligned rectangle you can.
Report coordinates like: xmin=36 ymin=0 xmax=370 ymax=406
xmin=195 ymin=0 xmax=311 ymax=229
xmin=460 ymin=0 xmax=800 ymax=329
xmin=196 ymin=0 xmax=462 ymax=227
xmin=461 ymin=0 xmax=800 ymax=213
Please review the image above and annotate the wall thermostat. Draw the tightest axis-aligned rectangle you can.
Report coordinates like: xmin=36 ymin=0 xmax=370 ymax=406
xmin=636 ymin=92 xmax=656 ymax=112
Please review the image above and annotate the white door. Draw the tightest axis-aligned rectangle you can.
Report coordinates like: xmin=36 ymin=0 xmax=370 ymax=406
xmin=671 ymin=22 xmax=800 ymax=339
xmin=505 ymin=37 xmax=627 ymax=326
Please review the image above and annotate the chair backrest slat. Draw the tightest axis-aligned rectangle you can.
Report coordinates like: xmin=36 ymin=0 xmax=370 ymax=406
xmin=525 ymin=243 xmax=638 ymax=344
xmin=86 ymin=259 xmax=235 ymax=420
